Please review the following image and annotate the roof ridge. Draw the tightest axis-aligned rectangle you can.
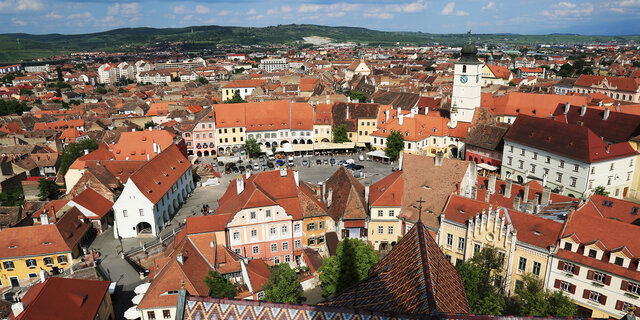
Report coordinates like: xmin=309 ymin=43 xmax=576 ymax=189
xmin=415 ymin=222 xmax=438 ymax=313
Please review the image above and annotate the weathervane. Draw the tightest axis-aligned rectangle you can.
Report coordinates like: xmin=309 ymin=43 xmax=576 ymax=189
xmin=467 ymin=29 xmax=472 ymax=44
xmin=416 ymin=197 xmax=426 ymax=223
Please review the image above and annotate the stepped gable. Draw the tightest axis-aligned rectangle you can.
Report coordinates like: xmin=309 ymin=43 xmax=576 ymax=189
xmin=322 ymin=220 xmax=470 ymax=315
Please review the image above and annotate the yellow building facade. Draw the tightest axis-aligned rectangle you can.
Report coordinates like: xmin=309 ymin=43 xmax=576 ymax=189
xmin=1 ymin=249 xmax=76 ymax=288
xmin=368 ymin=207 xmax=402 ymax=251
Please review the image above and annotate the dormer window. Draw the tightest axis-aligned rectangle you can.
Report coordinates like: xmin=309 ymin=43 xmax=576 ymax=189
xmin=588 ymin=249 xmax=597 ymax=258
xmin=614 ymin=257 xmax=624 ymax=266
xmin=564 ymin=242 xmax=572 ymax=251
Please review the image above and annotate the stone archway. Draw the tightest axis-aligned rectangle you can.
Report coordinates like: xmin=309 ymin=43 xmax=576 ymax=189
xmin=136 ymin=222 xmax=152 ymax=234
xmin=197 ymin=151 xmax=202 ymax=157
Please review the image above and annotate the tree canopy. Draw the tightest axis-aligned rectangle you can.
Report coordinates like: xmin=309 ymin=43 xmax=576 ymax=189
xmin=512 ymin=274 xmax=576 ymax=317
xmin=245 ymin=138 xmax=261 ymax=158
xmin=349 ymin=91 xmax=367 ymax=103
xmin=319 ymin=238 xmax=379 ymax=297
xmin=197 ymin=76 xmax=209 ymax=84
xmin=204 ymin=271 xmax=237 ymax=298
xmin=333 ymin=124 xmax=350 ymax=143
xmin=262 ymin=263 xmax=304 ymax=304
xmin=0 ymin=100 xmax=30 ymax=116
xmin=38 ymin=178 xmax=60 ymax=201
xmin=385 ymin=130 xmax=404 ymax=161
xmin=594 ymin=186 xmax=609 ymax=196
xmin=59 ymin=139 xmax=99 ymax=178
xmin=456 ymin=246 xmax=506 ymax=315
xmin=225 ymin=90 xmax=246 ymax=104
xmin=0 ymin=186 xmax=25 ymax=207
xmin=144 ymin=121 xmax=155 ymax=129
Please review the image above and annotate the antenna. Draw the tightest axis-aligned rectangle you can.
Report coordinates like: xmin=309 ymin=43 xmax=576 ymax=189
xmin=416 ymin=197 xmax=426 ymax=223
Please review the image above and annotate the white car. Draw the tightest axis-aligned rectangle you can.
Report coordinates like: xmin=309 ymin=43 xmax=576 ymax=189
xmin=358 ymin=155 xmax=365 ymax=161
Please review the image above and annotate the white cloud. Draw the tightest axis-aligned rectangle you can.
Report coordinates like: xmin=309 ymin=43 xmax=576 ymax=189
xmin=11 ymin=17 xmax=27 ymax=26
xmin=541 ymin=2 xmax=593 ymax=18
xmin=298 ymin=4 xmax=325 ymax=13
xmin=255 ymin=14 xmax=264 ymax=19
xmin=441 ymin=2 xmax=456 ymax=15
xmin=281 ymin=5 xmax=292 ymax=13
xmin=205 ymin=17 xmax=216 ymax=23
xmin=195 ymin=5 xmax=209 ymax=14
xmin=218 ymin=10 xmax=232 ymax=16
xmin=455 ymin=10 xmax=469 ymax=16
xmin=0 ymin=0 xmax=43 ymax=12
xmin=297 ymin=2 xmax=360 ymax=19
xmin=174 ymin=5 xmax=187 ymax=14
xmin=364 ymin=11 xmax=393 ymax=19
xmin=68 ymin=11 xmax=93 ymax=20
xmin=388 ymin=0 xmax=427 ymax=13
xmin=481 ymin=1 xmax=496 ymax=12
xmin=247 ymin=8 xmax=257 ymax=15
xmin=183 ymin=14 xmax=194 ymax=21
xmin=267 ymin=8 xmax=278 ymax=15
xmin=45 ymin=12 xmax=63 ymax=19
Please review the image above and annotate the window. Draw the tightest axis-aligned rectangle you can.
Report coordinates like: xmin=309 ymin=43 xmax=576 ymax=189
xmin=563 ymin=262 xmax=575 ymax=273
xmin=266 ymin=210 xmax=271 ymax=218
xmin=497 ymin=251 xmax=506 ymax=264
xmin=456 ymin=259 xmax=463 ymax=267
xmin=284 ymin=255 xmax=291 ymax=262
xmin=518 ymin=160 xmax=524 ymax=169
xmin=307 ymin=223 xmax=316 ymax=231
xmin=570 ymin=177 xmax=577 ymax=187
xmin=147 ymin=311 xmax=156 ymax=320
xmin=509 ymin=145 xmax=514 ymax=152
xmin=270 ymin=227 xmax=277 ymax=236
xmin=630 ymin=159 xmax=634 ymax=167
xmin=446 ymin=234 xmax=453 ymax=247
xmin=257 ymin=291 xmax=265 ymax=300
xmin=474 ymin=243 xmax=481 ymax=254
xmin=515 ymin=280 xmax=524 ymax=291
xmin=57 ymin=255 xmax=68 ymax=264
xmin=252 ymin=246 xmax=259 ymax=254
xmin=520 ymin=148 xmax=525 ymax=156
xmin=518 ymin=257 xmax=527 ymax=272
xmin=507 ymin=156 xmax=512 ymax=166
xmin=2 ymin=261 xmax=13 ymax=270
xmin=591 ymin=167 xmax=595 ymax=174
xmin=233 ymin=232 xmax=240 ymax=240
xmin=250 ymin=229 xmax=257 ymax=239
xmin=43 ymin=257 xmax=53 ymax=265
xmin=282 ymin=242 xmax=289 ymax=251
xmin=377 ymin=210 xmax=383 ymax=217
xmin=556 ymin=172 xmax=563 ymax=183
xmin=318 ymin=236 xmax=325 ymax=244
xmin=378 ymin=226 xmax=384 ymax=234
xmin=494 ymin=275 xmax=503 ymax=288
xmin=388 ymin=226 xmax=394 ymax=234
xmin=608 ymin=176 xmax=612 ymax=186
xmin=274 ymin=256 xmax=280 ymax=264
xmin=530 ymin=164 xmax=536 ymax=173
xmin=564 ymin=242 xmax=572 ymax=251
xmin=457 ymin=237 xmax=465 ymax=251
xmin=308 ymin=238 xmax=316 ymax=245
xmin=588 ymin=249 xmax=597 ymax=258
xmin=628 ymin=172 xmax=632 ymax=181
xmin=593 ymin=271 xmax=606 ymax=283
xmin=628 ymin=282 xmax=640 ymax=295
xmin=28 ymin=273 xmax=37 ymax=279
xmin=281 ymin=225 xmax=288 ymax=235
xmin=163 ymin=310 xmax=171 ymax=319
xmin=389 ymin=210 xmax=395 ymax=217
xmin=610 ymin=163 xmax=615 ymax=171
xmin=295 ymin=240 xmax=301 ymax=249
xmin=588 ymin=291 xmax=602 ymax=303
xmin=250 ymin=212 xmax=256 ymax=220
xmin=533 ymin=261 xmax=541 ymax=276
xmin=293 ymin=224 xmax=300 ymax=233
xmin=122 ymin=210 xmax=128 ymax=217
xmin=25 ymin=259 xmax=36 ymax=268
xmin=139 ymin=209 xmax=144 ymax=216
xmin=574 ymin=164 xmax=579 ymax=172
xmin=235 ymin=248 xmax=241 ymax=255
xmin=319 ymin=221 xmax=325 ymax=229
xmin=271 ymin=244 xmax=277 ymax=252
xmin=615 ymin=257 xmax=624 ymax=266
xmin=533 ymin=152 xmax=537 ymax=160
xmin=560 ymin=281 xmax=572 ymax=292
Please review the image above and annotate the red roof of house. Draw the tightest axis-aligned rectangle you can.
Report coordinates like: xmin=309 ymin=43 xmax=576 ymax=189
xmin=222 ymin=79 xmax=266 ymax=89
xmin=484 ymin=92 xmax=590 ymax=117
xmin=369 ymin=170 xmax=403 ymax=207
xmin=505 ymin=114 xmax=637 ymax=163
xmin=14 ymin=277 xmax=110 ymax=320
xmin=70 ymin=187 xmax=114 ymax=219
xmin=575 ymin=74 xmax=640 ymax=92
xmin=129 ymin=144 xmax=191 ymax=204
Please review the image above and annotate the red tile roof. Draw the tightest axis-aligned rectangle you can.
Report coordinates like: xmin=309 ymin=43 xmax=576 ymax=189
xmin=552 ymin=104 xmax=640 ymax=143
xmin=129 ymin=144 xmax=191 ymax=204
xmin=70 ymin=187 xmax=113 ymax=219
xmin=222 ymin=79 xmax=266 ymax=89
xmin=484 ymin=92 xmax=590 ymax=117
xmin=369 ymin=170 xmax=403 ymax=207
xmin=575 ymin=74 xmax=640 ymax=92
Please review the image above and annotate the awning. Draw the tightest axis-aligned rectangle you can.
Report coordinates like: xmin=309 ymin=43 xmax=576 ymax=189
xmin=477 ymin=163 xmax=498 ymax=171
xmin=124 ymin=306 xmax=141 ymax=320
xmin=366 ymin=150 xmax=389 ymax=159
xmin=313 ymin=142 xmax=354 ymax=150
xmin=134 ymin=282 xmax=150 ymax=294
xmin=344 ymin=220 xmax=365 ymax=228
xmin=282 ymin=142 xmax=294 ymax=153
xmin=131 ymin=294 xmax=144 ymax=305
xmin=293 ymin=144 xmax=314 ymax=151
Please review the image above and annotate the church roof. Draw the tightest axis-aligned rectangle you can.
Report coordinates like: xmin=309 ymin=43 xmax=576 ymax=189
xmin=321 ymin=220 xmax=471 ymax=315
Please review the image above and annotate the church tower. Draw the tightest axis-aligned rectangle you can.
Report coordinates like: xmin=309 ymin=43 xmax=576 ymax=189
xmin=451 ymin=43 xmax=482 ymax=123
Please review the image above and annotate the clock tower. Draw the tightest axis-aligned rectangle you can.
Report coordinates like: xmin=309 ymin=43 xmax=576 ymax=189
xmin=451 ymin=43 xmax=482 ymax=123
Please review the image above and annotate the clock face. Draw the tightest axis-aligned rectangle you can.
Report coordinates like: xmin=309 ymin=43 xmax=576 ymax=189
xmin=460 ymin=75 xmax=468 ymax=84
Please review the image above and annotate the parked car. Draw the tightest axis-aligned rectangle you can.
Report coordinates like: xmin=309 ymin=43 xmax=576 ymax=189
xmin=316 ymin=159 xmax=322 ymax=165
xmin=253 ymin=163 xmax=260 ymax=170
xmin=246 ymin=165 xmax=253 ymax=171
xmin=224 ymin=167 xmax=232 ymax=174
xmin=262 ymin=163 xmax=267 ymax=170
xmin=267 ymin=161 xmax=275 ymax=168
xmin=232 ymin=167 xmax=239 ymax=173
xmin=239 ymin=166 xmax=246 ymax=172
xmin=338 ymin=160 xmax=347 ymax=166
xmin=345 ymin=163 xmax=356 ymax=169
xmin=352 ymin=164 xmax=364 ymax=170
xmin=258 ymin=155 xmax=265 ymax=162
xmin=288 ymin=156 xmax=294 ymax=167
xmin=302 ymin=159 xmax=308 ymax=166
xmin=330 ymin=158 xmax=336 ymax=165
xmin=217 ymin=161 xmax=224 ymax=167
xmin=324 ymin=158 xmax=329 ymax=165
xmin=358 ymin=154 xmax=365 ymax=161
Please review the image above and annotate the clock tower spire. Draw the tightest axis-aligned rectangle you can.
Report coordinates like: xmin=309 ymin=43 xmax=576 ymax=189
xmin=451 ymin=38 xmax=482 ymax=123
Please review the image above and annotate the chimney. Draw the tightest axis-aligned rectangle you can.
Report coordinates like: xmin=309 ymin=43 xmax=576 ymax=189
xmin=40 ymin=212 xmax=49 ymax=225
xmin=152 ymin=143 xmax=157 ymax=153
xmin=580 ymin=104 xmax=587 ymax=116
xmin=245 ymin=169 xmax=251 ymax=179
xmin=398 ymin=113 xmax=404 ymax=126
xmin=39 ymin=269 xmax=49 ymax=283
xmin=236 ymin=176 xmax=244 ymax=195
xmin=11 ymin=303 xmax=24 ymax=317
xmin=280 ymin=168 xmax=287 ymax=176
xmin=327 ymin=188 xmax=333 ymax=207
xmin=603 ymin=108 xmax=610 ymax=121
xmin=84 ymin=149 xmax=89 ymax=155
xmin=346 ymin=105 xmax=350 ymax=119
xmin=513 ymin=195 xmax=521 ymax=210
xmin=564 ymin=101 xmax=570 ymax=114
xmin=347 ymin=96 xmax=351 ymax=103
xmin=176 ymin=253 xmax=184 ymax=265
xmin=505 ymin=178 xmax=513 ymax=198
xmin=398 ymin=151 xmax=404 ymax=171
xmin=293 ymin=170 xmax=299 ymax=187
xmin=472 ymin=186 xmax=478 ymax=200
xmin=541 ymin=187 xmax=551 ymax=205
xmin=385 ymin=109 xmax=390 ymax=122
xmin=534 ymin=193 xmax=541 ymax=205
xmin=364 ymin=183 xmax=370 ymax=205
xmin=146 ymin=154 xmax=150 ymax=160
xmin=434 ymin=151 xmax=444 ymax=167
xmin=542 ymin=173 xmax=548 ymax=187
xmin=525 ymin=200 xmax=535 ymax=213
xmin=322 ymin=182 xmax=327 ymax=203
xmin=523 ymin=182 xmax=530 ymax=202
xmin=488 ymin=174 xmax=497 ymax=194
xmin=484 ymin=189 xmax=491 ymax=202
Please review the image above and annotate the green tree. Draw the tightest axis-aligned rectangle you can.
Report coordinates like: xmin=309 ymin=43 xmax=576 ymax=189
xmin=385 ymin=130 xmax=404 ymax=161
xmin=144 ymin=121 xmax=155 ymax=129
xmin=0 ymin=186 xmax=25 ymax=206
xmin=95 ymin=87 xmax=108 ymax=94
xmin=0 ymin=100 xmax=30 ymax=116
xmin=333 ymin=124 xmax=350 ymax=143
xmin=245 ymin=138 xmax=261 ymax=158
xmin=262 ymin=263 xmax=304 ymax=303
xmin=547 ymin=290 xmax=577 ymax=317
xmin=224 ymin=90 xmax=246 ymax=104
xmin=349 ymin=91 xmax=366 ymax=103
xmin=513 ymin=273 xmax=576 ymax=317
xmin=594 ymin=186 xmax=609 ymax=196
xmin=319 ymin=238 xmax=379 ymax=297
xmin=38 ymin=178 xmax=60 ymax=201
xmin=204 ymin=271 xmax=237 ymax=298
xmin=59 ymin=139 xmax=99 ymax=178
xmin=197 ymin=76 xmax=209 ymax=84
xmin=19 ymin=89 xmax=33 ymax=96
xmin=456 ymin=246 xmax=506 ymax=315
xmin=56 ymin=67 xmax=63 ymax=82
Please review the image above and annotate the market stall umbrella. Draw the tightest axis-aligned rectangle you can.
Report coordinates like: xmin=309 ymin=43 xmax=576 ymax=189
xmin=131 ymin=294 xmax=145 ymax=305
xmin=124 ymin=306 xmax=141 ymax=320
xmin=134 ymin=282 xmax=150 ymax=295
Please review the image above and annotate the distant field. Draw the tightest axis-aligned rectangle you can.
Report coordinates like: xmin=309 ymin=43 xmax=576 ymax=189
xmin=1 ymin=24 xmax=639 ymax=64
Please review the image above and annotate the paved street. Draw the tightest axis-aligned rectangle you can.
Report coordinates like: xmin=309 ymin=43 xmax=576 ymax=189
xmin=91 ymin=152 xmax=397 ymax=319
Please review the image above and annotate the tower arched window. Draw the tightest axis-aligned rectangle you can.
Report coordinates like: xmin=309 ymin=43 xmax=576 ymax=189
xmin=462 ymin=65 xmax=467 ymax=73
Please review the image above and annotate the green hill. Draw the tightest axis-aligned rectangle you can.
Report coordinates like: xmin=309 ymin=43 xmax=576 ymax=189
xmin=1 ymin=24 xmax=638 ymax=63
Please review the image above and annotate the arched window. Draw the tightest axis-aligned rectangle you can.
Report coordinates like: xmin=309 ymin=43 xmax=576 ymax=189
xmin=462 ymin=65 xmax=467 ymax=73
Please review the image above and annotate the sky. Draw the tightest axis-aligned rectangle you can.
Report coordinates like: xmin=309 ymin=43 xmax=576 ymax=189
xmin=0 ymin=0 xmax=639 ymax=35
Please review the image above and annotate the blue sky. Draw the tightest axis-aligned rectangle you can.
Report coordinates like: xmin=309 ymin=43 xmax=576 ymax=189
xmin=1 ymin=0 xmax=639 ymax=35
